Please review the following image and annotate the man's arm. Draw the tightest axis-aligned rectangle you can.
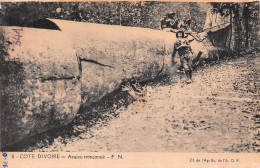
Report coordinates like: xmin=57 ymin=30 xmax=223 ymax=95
xmin=177 ymin=41 xmax=189 ymax=49
xmin=188 ymin=38 xmax=195 ymax=43
xmin=184 ymin=40 xmax=194 ymax=54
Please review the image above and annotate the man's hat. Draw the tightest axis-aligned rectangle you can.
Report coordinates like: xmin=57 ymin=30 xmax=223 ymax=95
xmin=169 ymin=11 xmax=175 ymax=15
xmin=176 ymin=31 xmax=185 ymax=38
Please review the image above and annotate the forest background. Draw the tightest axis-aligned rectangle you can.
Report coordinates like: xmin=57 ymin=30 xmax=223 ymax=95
xmin=0 ymin=1 xmax=259 ymax=55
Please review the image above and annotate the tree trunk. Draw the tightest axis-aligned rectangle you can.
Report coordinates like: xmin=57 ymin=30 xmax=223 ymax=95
xmin=234 ymin=4 xmax=242 ymax=54
xmin=243 ymin=3 xmax=249 ymax=48
xmin=206 ymin=2 xmax=259 ymax=55
xmin=228 ymin=6 xmax=232 ymax=52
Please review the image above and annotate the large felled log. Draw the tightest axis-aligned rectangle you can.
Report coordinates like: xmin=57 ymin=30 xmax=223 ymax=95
xmin=0 ymin=19 xmax=226 ymax=149
xmin=0 ymin=22 xmax=176 ymax=148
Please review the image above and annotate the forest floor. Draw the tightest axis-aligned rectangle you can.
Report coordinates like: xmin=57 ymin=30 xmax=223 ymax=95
xmin=13 ymin=52 xmax=259 ymax=152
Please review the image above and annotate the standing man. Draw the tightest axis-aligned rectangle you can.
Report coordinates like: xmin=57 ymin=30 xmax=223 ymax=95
xmin=172 ymin=31 xmax=194 ymax=83
xmin=160 ymin=12 xmax=179 ymax=30
xmin=178 ymin=17 xmax=191 ymax=31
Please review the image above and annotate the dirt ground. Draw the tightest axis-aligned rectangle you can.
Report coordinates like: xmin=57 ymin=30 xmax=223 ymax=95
xmin=12 ymin=52 xmax=259 ymax=152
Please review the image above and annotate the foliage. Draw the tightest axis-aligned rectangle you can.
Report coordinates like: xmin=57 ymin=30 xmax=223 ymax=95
xmin=0 ymin=28 xmax=9 ymax=61
xmin=210 ymin=2 xmax=231 ymax=16
xmin=0 ymin=2 xmax=258 ymax=52
xmin=0 ymin=2 xmax=206 ymax=32
xmin=209 ymin=2 xmax=259 ymax=53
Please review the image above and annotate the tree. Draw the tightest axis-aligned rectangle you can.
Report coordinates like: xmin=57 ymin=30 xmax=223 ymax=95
xmin=208 ymin=2 xmax=259 ymax=54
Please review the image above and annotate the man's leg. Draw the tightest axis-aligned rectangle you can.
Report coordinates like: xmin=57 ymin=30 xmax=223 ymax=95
xmin=188 ymin=70 xmax=192 ymax=80
xmin=187 ymin=55 xmax=193 ymax=82
xmin=174 ymin=56 xmax=183 ymax=73
xmin=183 ymin=57 xmax=193 ymax=83
xmin=185 ymin=70 xmax=189 ymax=80
xmin=182 ymin=57 xmax=188 ymax=76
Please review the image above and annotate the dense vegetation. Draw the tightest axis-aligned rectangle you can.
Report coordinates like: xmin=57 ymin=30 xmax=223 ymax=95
xmin=0 ymin=2 xmax=206 ymax=32
xmin=0 ymin=2 xmax=259 ymax=57
xmin=209 ymin=2 xmax=259 ymax=53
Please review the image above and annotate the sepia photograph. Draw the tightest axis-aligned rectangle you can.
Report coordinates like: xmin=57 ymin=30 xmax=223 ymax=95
xmin=0 ymin=0 xmax=259 ymax=159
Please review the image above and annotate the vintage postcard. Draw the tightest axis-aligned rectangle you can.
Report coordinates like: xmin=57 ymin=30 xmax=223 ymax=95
xmin=0 ymin=0 xmax=259 ymax=167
